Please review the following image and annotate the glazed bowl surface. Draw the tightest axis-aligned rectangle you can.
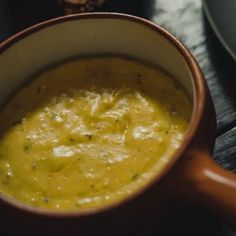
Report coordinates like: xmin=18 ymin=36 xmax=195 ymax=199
xmin=0 ymin=13 xmax=235 ymax=235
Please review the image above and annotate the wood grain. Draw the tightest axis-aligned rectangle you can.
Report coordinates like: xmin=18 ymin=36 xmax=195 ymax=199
xmin=215 ymin=127 xmax=236 ymax=172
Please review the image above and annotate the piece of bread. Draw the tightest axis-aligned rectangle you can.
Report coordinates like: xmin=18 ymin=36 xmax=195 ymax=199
xmin=58 ymin=0 xmax=106 ymax=14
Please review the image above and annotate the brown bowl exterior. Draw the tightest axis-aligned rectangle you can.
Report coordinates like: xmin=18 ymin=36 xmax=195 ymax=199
xmin=0 ymin=182 xmax=175 ymax=236
xmin=0 ymin=89 xmax=215 ymax=236
xmin=1 ymin=13 xmax=235 ymax=235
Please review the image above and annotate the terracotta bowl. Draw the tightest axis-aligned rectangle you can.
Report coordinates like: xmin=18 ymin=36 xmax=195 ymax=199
xmin=0 ymin=13 xmax=235 ymax=236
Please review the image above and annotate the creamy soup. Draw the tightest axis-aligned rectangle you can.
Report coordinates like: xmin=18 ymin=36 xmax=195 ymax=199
xmin=0 ymin=57 xmax=191 ymax=210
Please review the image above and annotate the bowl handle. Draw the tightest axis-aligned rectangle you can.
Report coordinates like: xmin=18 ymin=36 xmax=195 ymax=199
xmin=179 ymin=150 xmax=236 ymax=226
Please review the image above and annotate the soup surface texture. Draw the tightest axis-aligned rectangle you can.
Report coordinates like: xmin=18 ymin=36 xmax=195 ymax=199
xmin=0 ymin=57 xmax=191 ymax=210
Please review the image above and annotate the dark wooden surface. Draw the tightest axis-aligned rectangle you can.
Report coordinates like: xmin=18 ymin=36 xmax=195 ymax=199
xmin=0 ymin=0 xmax=236 ymax=235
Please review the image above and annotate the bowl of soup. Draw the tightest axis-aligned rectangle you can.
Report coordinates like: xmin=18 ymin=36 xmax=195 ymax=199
xmin=0 ymin=13 xmax=235 ymax=235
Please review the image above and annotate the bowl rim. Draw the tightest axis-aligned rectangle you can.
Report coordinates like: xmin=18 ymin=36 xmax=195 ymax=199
xmin=0 ymin=12 xmax=206 ymax=218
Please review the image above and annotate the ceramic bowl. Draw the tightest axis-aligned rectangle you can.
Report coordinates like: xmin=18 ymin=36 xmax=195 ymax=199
xmin=0 ymin=13 xmax=235 ymax=236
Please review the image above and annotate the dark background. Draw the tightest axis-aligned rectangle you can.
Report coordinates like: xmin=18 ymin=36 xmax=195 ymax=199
xmin=0 ymin=0 xmax=236 ymax=235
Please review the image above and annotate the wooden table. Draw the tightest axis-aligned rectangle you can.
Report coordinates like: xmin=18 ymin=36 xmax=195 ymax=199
xmin=0 ymin=0 xmax=235 ymax=235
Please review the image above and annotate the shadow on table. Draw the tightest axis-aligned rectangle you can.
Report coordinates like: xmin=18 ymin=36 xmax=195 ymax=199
xmin=0 ymin=206 xmax=230 ymax=236
xmin=100 ymin=0 xmax=156 ymax=19
xmin=152 ymin=205 xmax=228 ymax=236
xmin=203 ymin=15 xmax=236 ymax=128
xmin=1 ymin=0 xmax=156 ymax=41
xmin=6 ymin=0 xmax=62 ymax=33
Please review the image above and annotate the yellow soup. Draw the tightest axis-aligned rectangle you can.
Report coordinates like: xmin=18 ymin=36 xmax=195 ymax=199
xmin=0 ymin=57 xmax=191 ymax=210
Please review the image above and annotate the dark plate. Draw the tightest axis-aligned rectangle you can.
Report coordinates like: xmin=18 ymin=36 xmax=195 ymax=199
xmin=0 ymin=0 xmax=236 ymax=235
xmin=203 ymin=0 xmax=236 ymax=61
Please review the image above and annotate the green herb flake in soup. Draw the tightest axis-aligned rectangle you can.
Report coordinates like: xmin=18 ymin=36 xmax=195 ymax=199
xmin=0 ymin=56 xmax=191 ymax=210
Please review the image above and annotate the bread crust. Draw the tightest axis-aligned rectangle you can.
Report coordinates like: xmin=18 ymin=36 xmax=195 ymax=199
xmin=58 ymin=0 xmax=106 ymax=13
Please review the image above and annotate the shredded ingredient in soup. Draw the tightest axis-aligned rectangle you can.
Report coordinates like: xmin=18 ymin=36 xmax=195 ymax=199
xmin=0 ymin=57 xmax=191 ymax=210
